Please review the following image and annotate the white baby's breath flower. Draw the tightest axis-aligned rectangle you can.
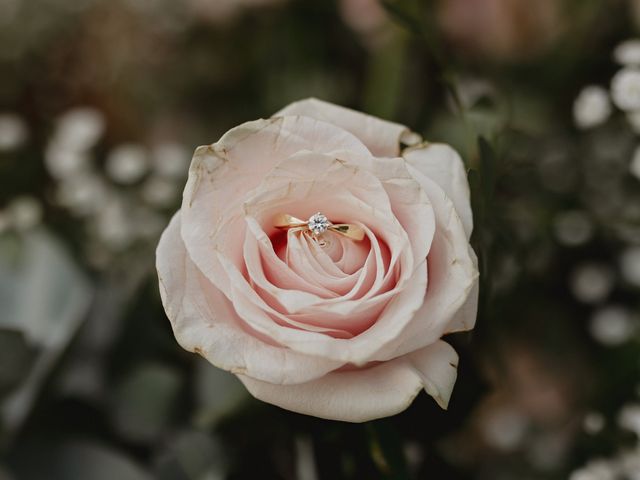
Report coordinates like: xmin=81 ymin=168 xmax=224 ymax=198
xmin=631 ymin=145 xmax=640 ymax=180
xmin=141 ymin=176 xmax=180 ymax=208
xmin=569 ymin=460 xmax=616 ymax=480
xmin=614 ymin=39 xmax=640 ymax=66
xmin=91 ymin=198 xmax=133 ymax=249
xmin=480 ymin=407 xmax=529 ymax=452
xmin=7 ymin=196 xmax=43 ymax=231
xmin=0 ymin=113 xmax=27 ymax=151
xmin=570 ymin=263 xmax=615 ymax=303
xmin=152 ymin=142 xmax=191 ymax=179
xmin=553 ymin=210 xmax=594 ymax=246
xmin=105 ymin=144 xmax=149 ymax=184
xmin=583 ymin=412 xmax=606 ymax=434
xmin=589 ymin=306 xmax=634 ymax=346
xmin=0 ymin=211 xmax=10 ymax=234
xmin=45 ymin=143 xmax=91 ymax=179
xmin=611 ymin=68 xmax=640 ymax=111
xmin=618 ymin=403 xmax=640 ymax=436
xmin=573 ymin=86 xmax=611 ymax=129
xmin=619 ymin=448 xmax=640 ymax=480
xmin=55 ymin=173 xmax=111 ymax=217
xmin=620 ymin=246 xmax=640 ymax=287
xmin=627 ymin=111 xmax=640 ymax=134
xmin=55 ymin=107 xmax=105 ymax=152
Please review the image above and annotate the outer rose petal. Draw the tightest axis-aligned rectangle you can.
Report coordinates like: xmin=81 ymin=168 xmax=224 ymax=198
xmin=370 ymin=165 xmax=479 ymax=361
xmin=403 ymin=143 xmax=473 ymax=239
xmin=274 ymin=98 xmax=421 ymax=157
xmin=238 ymin=340 xmax=459 ymax=422
xmin=157 ymin=213 xmax=343 ymax=384
xmin=444 ymin=250 xmax=479 ymax=335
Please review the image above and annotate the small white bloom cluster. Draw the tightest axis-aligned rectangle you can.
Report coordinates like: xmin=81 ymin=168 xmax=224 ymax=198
xmin=0 ymin=196 xmax=43 ymax=234
xmin=574 ymin=86 xmax=611 ymax=129
xmin=39 ymin=106 xmax=190 ymax=267
xmin=589 ymin=305 xmax=636 ymax=346
xmin=0 ymin=114 xmax=43 ymax=233
xmin=574 ymin=38 xmax=640 ymax=182
xmin=571 ymin=404 xmax=640 ymax=480
xmin=0 ymin=113 xmax=28 ymax=151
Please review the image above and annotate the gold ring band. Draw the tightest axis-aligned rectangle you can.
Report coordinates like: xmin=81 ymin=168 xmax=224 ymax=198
xmin=273 ymin=212 xmax=365 ymax=241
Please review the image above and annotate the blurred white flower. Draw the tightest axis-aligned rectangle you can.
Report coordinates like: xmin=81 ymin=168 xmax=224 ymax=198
xmin=553 ymin=210 xmax=594 ymax=246
xmin=627 ymin=111 xmax=640 ymax=134
xmin=0 ymin=210 xmax=10 ymax=234
xmin=0 ymin=113 xmax=27 ymax=151
xmin=55 ymin=108 xmax=105 ymax=152
xmin=611 ymin=68 xmax=640 ymax=111
xmin=589 ymin=305 xmax=634 ymax=346
xmin=620 ymin=246 xmax=640 ymax=287
xmin=614 ymin=39 xmax=640 ymax=66
xmin=7 ymin=196 xmax=43 ymax=231
xmin=618 ymin=403 xmax=640 ymax=436
xmin=55 ymin=173 xmax=111 ymax=217
xmin=45 ymin=144 xmax=91 ymax=179
xmin=573 ymin=86 xmax=611 ymax=129
xmin=91 ymin=198 xmax=133 ymax=249
xmin=105 ymin=144 xmax=149 ymax=184
xmin=570 ymin=263 xmax=615 ymax=303
xmin=480 ymin=406 xmax=529 ymax=452
xmin=569 ymin=459 xmax=616 ymax=480
xmin=141 ymin=176 xmax=180 ymax=208
xmin=631 ymin=145 xmax=640 ymax=179
xmin=583 ymin=411 xmax=606 ymax=434
xmin=620 ymin=448 xmax=640 ymax=480
xmin=152 ymin=142 xmax=191 ymax=179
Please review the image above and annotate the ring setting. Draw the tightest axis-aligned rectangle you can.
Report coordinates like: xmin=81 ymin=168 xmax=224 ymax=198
xmin=274 ymin=212 xmax=365 ymax=242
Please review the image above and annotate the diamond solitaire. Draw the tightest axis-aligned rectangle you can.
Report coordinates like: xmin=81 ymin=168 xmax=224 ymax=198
xmin=307 ymin=212 xmax=331 ymax=235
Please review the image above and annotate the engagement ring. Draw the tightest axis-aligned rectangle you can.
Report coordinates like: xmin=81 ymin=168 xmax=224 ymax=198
xmin=273 ymin=212 xmax=365 ymax=241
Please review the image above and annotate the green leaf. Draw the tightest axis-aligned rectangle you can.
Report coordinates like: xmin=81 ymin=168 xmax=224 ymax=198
xmin=0 ymin=229 xmax=92 ymax=440
xmin=155 ymin=430 xmax=226 ymax=480
xmin=111 ymin=363 xmax=182 ymax=443
xmin=13 ymin=441 xmax=152 ymax=480
xmin=193 ymin=358 xmax=248 ymax=429
xmin=379 ymin=0 xmax=423 ymax=35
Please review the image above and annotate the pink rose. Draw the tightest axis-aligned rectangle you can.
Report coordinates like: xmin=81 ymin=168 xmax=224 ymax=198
xmin=156 ymin=99 xmax=478 ymax=422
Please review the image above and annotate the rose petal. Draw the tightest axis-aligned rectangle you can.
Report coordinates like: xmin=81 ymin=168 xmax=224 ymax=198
xmin=369 ymin=156 xmax=436 ymax=262
xmin=444 ymin=249 xmax=479 ymax=335
xmin=238 ymin=340 xmax=459 ymax=422
xmin=370 ymin=166 xmax=479 ymax=360
xmin=274 ymin=98 xmax=421 ymax=157
xmin=403 ymin=143 xmax=473 ymax=239
xmin=156 ymin=213 xmax=344 ymax=384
